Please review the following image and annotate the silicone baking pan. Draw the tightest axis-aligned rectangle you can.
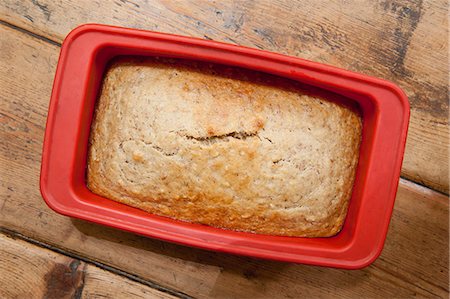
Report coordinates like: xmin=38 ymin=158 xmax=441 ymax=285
xmin=40 ymin=24 xmax=409 ymax=269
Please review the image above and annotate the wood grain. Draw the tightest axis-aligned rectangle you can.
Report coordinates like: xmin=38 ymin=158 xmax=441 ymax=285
xmin=0 ymin=233 xmax=176 ymax=299
xmin=0 ymin=23 xmax=449 ymax=298
xmin=1 ymin=0 xmax=448 ymax=193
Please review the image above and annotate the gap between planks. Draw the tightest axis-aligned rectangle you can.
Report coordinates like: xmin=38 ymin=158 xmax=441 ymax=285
xmin=0 ymin=227 xmax=193 ymax=299
xmin=0 ymin=19 xmax=61 ymax=46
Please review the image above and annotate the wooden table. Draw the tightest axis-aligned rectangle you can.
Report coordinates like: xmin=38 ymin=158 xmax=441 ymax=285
xmin=1 ymin=1 xmax=448 ymax=298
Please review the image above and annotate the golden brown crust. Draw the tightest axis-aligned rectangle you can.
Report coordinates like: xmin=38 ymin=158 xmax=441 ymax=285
xmin=87 ymin=57 xmax=362 ymax=237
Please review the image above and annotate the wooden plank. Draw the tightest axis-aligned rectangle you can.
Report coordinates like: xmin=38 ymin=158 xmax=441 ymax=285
xmin=1 ymin=24 xmax=449 ymax=298
xmin=0 ymin=233 xmax=177 ymax=299
xmin=1 ymin=0 xmax=448 ymax=193
xmin=82 ymin=266 xmax=178 ymax=299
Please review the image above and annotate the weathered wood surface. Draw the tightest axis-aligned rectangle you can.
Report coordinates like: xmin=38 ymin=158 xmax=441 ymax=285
xmin=1 ymin=0 xmax=448 ymax=194
xmin=0 ymin=233 xmax=177 ymax=299
xmin=1 ymin=22 xmax=448 ymax=298
xmin=1 ymin=1 xmax=449 ymax=298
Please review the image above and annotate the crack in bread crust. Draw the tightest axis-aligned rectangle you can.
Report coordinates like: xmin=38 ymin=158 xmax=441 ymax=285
xmin=181 ymin=130 xmax=260 ymax=144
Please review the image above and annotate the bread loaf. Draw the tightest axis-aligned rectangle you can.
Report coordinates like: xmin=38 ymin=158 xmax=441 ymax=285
xmin=87 ymin=57 xmax=362 ymax=237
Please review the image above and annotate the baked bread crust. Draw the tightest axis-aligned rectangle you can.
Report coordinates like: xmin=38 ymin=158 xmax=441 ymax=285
xmin=87 ymin=57 xmax=362 ymax=237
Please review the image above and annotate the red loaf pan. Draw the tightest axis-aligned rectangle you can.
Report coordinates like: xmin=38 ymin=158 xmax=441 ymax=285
xmin=40 ymin=24 xmax=410 ymax=269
